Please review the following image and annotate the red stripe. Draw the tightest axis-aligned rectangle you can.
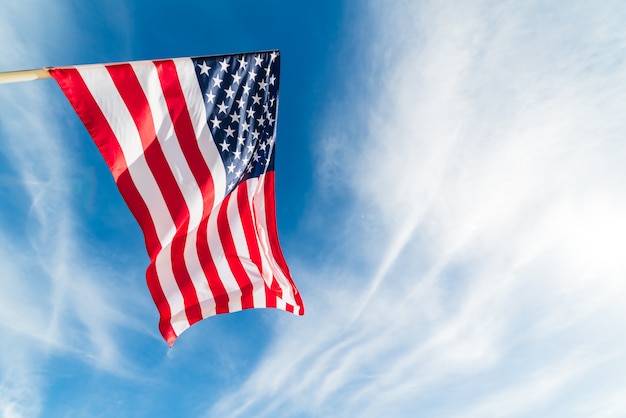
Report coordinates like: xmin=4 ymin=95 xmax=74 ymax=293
xmin=154 ymin=61 xmax=216 ymax=209
xmin=270 ymin=276 xmax=283 ymax=298
xmin=199 ymin=212 xmax=231 ymax=315
xmin=50 ymin=68 xmax=178 ymax=338
xmin=106 ymin=63 xmax=203 ymax=326
xmin=263 ymin=173 xmax=304 ymax=313
xmin=295 ymin=287 xmax=305 ymax=314
xmin=147 ymin=262 xmax=177 ymax=346
xmin=217 ymin=192 xmax=255 ymax=310
xmin=263 ymin=174 xmax=291 ymax=278
xmin=153 ymin=60 xmax=231 ymax=315
xmin=236 ymin=183 xmax=267 ymax=308
xmin=50 ymin=69 xmax=160 ymax=255
xmin=294 ymin=290 xmax=305 ymax=314
xmin=265 ymin=286 xmax=277 ymax=308
xmin=237 ymin=183 xmax=264 ymax=278
xmin=51 ymin=69 xmax=126 ymax=181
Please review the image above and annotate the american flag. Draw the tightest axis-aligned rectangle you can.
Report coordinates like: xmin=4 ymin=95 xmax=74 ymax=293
xmin=50 ymin=50 xmax=304 ymax=346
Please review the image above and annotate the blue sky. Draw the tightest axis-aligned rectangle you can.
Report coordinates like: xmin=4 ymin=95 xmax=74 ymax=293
xmin=1 ymin=0 xmax=626 ymax=417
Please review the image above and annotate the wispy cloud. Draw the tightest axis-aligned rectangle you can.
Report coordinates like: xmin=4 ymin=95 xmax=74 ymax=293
xmin=210 ymin=1 xmax=626 ymax=416
xmin=0 ymin=1 xmax=147 ymax=415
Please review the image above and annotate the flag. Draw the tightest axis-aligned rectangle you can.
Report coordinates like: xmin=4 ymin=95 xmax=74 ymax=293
xmin=50 ymin=50 xmax=304 ymax=346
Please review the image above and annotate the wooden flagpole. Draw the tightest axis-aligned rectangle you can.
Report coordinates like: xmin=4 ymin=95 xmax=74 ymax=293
xmin=0 ymin=68 xmax=51 ymax=84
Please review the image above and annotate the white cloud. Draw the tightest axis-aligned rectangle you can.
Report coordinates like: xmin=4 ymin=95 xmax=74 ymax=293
xmin=0 ymin=2 xmax=146 ymax=416
xmin=211 ymin=1 xmax=626 ymax=416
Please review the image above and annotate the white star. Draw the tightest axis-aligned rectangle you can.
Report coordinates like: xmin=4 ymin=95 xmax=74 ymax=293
xmin=236 ymin=97 xmax=247 ymax=109
xmin=259 ymin=141 xmax=268 ymax=152
xmin=253 ymin=152 xmax=260 ymax=162
xmin=257 ymin=79 xmax=267 ymax=91
xmin=257 ymin=115 xmax=265 ymax=126
xmin=246 ymin=164 xmax=254 ymax=173
xmin=224 ymin=126 xmax=235 ymax=138
xmin=228 ymin=181 xmax=235 ymax=190
xmin=270 ymin=51 xmax=278 ymax=62
xmin=229 ymin=112 xmax=239 ymax=123
xmin=242 ymin=156 xmax=250 ymax=164
xmin=211 ymin=116 xmax=221 ymax=129
xmin=227 ymin=162 xmax=235 ymax=173
xmin=252 ymin=130 xmax=260 ymax=140
xmin=225 ymin=86 xmax=235 ymax=99
xmin=235 ymin=169 xmax=242 ymax=177
xmin=248 ymin=70 xmax=257 ymax=80
xmin=198 ymin=61 xmax=211 ymax=76
xmin=242 ymin=84 xmax=251 ymax=96
xmin=264 ymin=65 xmax=271 ymax=74
xmin=237 ymin=57 xmax=248 ymax=69
xmin=246 ymin=144 xmax=255 ymax=153
xmin=233 ymin=149 xmax=241 ymax=159
xmin=254 ymin=55 xmax=263 ymax=67
xmin=268 ymin=135 xmax=275 ymax=146
xmin=269 ymin=74 xmax=276 ymax=85
xmin=232 ymin=72 xmax=241 ymax=84
xmin=219 ymin=59 xmax=229 ymax=72
xmin=217 ymin=101 xmax=228 ymax=114
xmin=263 ymin=103 xmax=269 ymax=113
xmin=237 ymin=136 xmax=246 ymax=145
xmin=270 ymin=97 xmax=275 ymax=106
xmin=220 ymin=140 xmax=229 ymax=152
xmin=252 ymin=93 xmax=262 ymax=105
xmin=246 ymin=108 xmax=255 ymax=119
xmin=268 ymin=114 xmax=275 ymax=126
xmin=240 ymin=120 xmax=250 ymax=132
xmin=205 ymin=91 xmax=215 ymax=103
xmin=212 ymin=75 xmax=223 ymax=88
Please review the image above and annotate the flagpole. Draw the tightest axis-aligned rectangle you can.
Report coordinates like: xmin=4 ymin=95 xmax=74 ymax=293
xmin=0 ymin=68 xmax=51 ymax=84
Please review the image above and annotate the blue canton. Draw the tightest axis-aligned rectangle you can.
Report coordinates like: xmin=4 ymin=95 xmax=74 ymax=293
xmin=192 ymin=50 xmax=279 ymax=195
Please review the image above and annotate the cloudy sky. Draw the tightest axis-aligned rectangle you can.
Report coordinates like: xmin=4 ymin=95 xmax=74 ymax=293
xmin=1 ymin=0 xmax=626 ymax=417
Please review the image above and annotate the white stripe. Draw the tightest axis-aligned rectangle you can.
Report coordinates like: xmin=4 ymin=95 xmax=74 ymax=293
xmin=78 ymin=66 xmax=176 ymax=246
xmin=206 ymin=197 xmax=243 ymax=312
xmin=276 ymin=297 xmax=287 ymax=311
xmin=78 ymin=65 xmax=190 ymax=335
xmin=174 ymin=58 xmax=227 ymax=208
xmin=178 ymin=57 xmax=248 ymax=314
xmin=252 ymin=174 xmax=297 ymax=306
xmin=245 ymin=179 xmax=273 ymax=308
xmin=130 ymin=61 xmax=217 ymax=320
xmin=226 ymin=184 xmax=266 ymax=308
